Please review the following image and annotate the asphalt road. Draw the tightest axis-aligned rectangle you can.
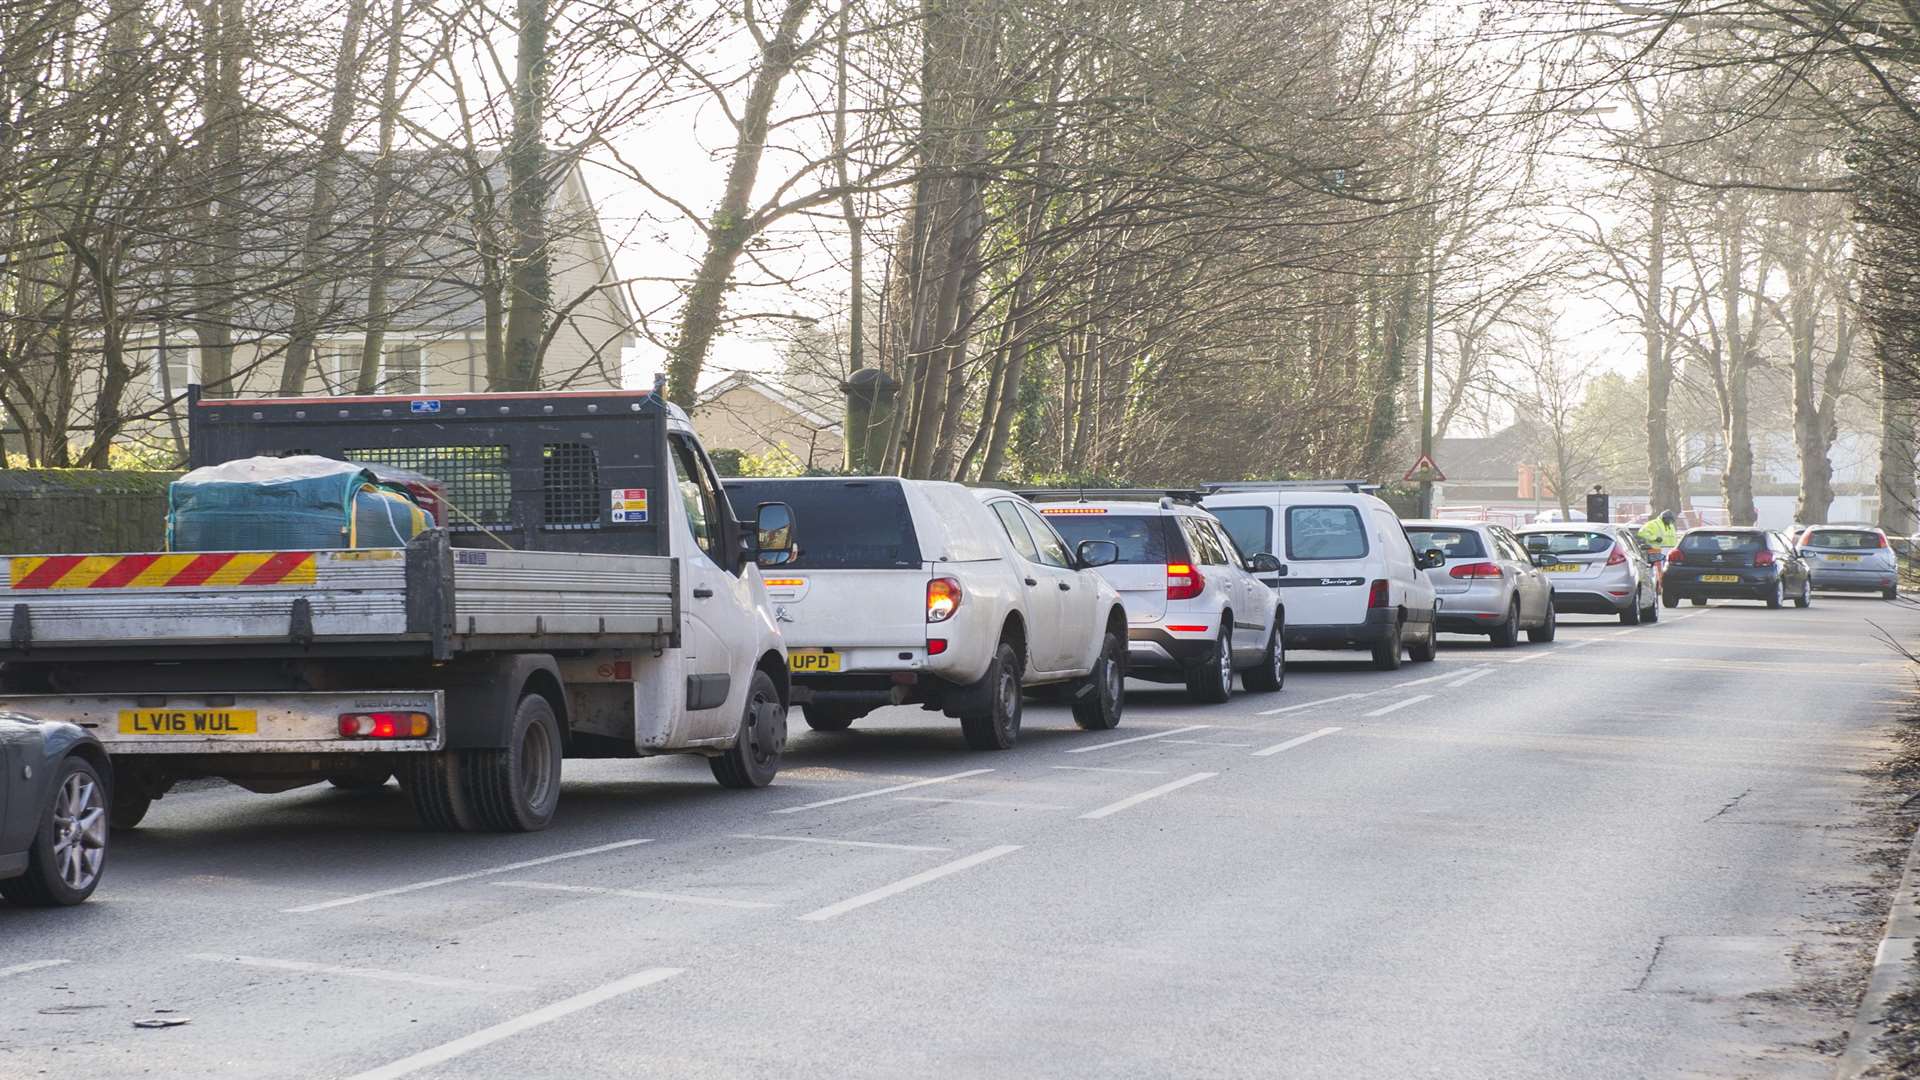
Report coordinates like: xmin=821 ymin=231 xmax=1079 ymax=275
xmin=4 ymin=595 xmax=1918 ymax=1079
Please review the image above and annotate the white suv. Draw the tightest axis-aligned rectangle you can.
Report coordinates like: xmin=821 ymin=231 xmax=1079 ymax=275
xmin=1202 ymin=482 xmax=1441 ymax=670
xmin=721 ymin=478 xmax=1127 ymax=750
xmin=1022 ymin=491 xmax=1285 ymax=702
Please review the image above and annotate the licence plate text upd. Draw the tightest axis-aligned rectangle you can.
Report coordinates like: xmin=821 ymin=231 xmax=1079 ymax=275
xmin=118 ymin=709 xmax=258 ymax=735
xmin=787 ymin=651 xmax=841 ymax=673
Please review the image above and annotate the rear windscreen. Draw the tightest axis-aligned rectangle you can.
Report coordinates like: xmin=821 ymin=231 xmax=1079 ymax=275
xmin=1805 ymin=529 xmax=1879 ymax=549
xmin=1521 ymin=531 xmax=1612 ymax=555
xmin=1211 ymin=506 xmax=1272 ymax=559
xmin=724 ymin=479 xmax=922 ymax=569
xmin=1045 ymin=513 xmax=1170 ymax=564
xmin=1287 ymin=505 xmax=1367 ymax=560
xmin=1680 ymin=531 xmax=1764 ymax=554
xmin=1406 ymin=528 xmax=1485 ymax=559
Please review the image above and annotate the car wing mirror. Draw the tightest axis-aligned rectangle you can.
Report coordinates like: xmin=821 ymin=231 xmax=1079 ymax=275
xmin=1076 ymin=539 xmax=1120 ymax=568
xmin=753 ymin=501 xmax=797 ymax=567
xmin=1248 ymin=552 xmax=1281 ymax=574
xmin=1417 ymin=548 xmax=1447 ymax=570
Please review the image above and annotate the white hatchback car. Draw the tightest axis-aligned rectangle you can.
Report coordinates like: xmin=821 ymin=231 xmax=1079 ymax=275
xmin=1203 ymin=482 xmax=1442 ymax=670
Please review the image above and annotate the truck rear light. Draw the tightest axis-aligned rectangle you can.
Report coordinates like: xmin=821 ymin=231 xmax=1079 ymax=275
xmin=1754 ymin=549 xmax=1775 ymax=567
xmin=927 ymin=638 xmax=948 ymax=655
xmin=1166 ymin=563 xmax=1205 ymax=600
xmin=339 ymin=712 xmax=431 ymax=738
xmin=1606 ymin=544 xmax=1627 ymax=566
xmin=1368 ymin=579 xmax=1389 ymax=608
xmin=927 ymin=577 xmax=962 ymax=623
xmin=1448 ymin=561 xmax=1501 ymax=579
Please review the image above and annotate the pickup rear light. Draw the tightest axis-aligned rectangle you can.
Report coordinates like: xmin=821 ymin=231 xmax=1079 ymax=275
xmin=1754 ymin=549 xmax=1776 ymax=567
xmin=339 ymin=712 xmax=431 ymax=738
xmin=927 ymin=638 xmax=948 ymax=655
xmin=1166 ymin=562 xmax=1205 ymax=601
xmin=1448 ymin=561 xmax=1502 ymax=579
xmin=1606 ymin=544 xmax=1627 ymax=566
xmin=1367 ymin=579 xmax=1389 ymax=608
xmin=927 ymin=577 xmax=962 ymax=622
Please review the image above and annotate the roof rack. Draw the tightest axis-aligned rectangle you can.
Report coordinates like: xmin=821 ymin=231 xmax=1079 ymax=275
xmin=1014 ymin=488 xmax=1206 ymax=506
xmin=1203 ymin=480 xmax=1382 ymax=494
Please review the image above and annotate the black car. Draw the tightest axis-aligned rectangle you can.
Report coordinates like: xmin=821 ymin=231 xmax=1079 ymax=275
xmin=1661 ymin=528 xmax=1812 ymax=610
xmin=1 ymin=714 xmax=110 ymax=906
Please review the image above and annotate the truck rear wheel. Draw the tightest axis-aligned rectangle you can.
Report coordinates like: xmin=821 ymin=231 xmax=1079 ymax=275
xmin=712 ymin=670 xmax=785 ymax=788
xmin=462 ymin=694 xmax=564 ymax=832
xmin=404 ymin=752 xmax=479 ymax=832
xmin=801 ymin=703 xmax=860 ymax=732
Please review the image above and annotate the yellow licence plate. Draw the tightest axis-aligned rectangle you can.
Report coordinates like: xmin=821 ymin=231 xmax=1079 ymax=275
xmin=1701 ymin=574 xmax=1740 ymax=583
xmin=1828 ymin=554 xmax=1861 ymax=562
xmin=787 ymin=651 xmax=841 ymax=673
xmin=118 ymin=709 xmax=258 ymax=735
xmin=1545 ymin=564 xmax=1582 ymax=574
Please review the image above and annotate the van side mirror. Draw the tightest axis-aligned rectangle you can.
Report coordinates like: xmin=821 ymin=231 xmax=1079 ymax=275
xmin=1076 ymin=539 xmax=1120 ymax=568
xmin=753 ymin=502 xmax=796 ymax=567
xmin=1248 ymin=552 xmax=1281 ymax=574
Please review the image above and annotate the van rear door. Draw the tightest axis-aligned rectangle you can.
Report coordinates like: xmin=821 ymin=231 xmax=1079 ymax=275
xmin=1271 ymin=502 xmax=1374 ymax=627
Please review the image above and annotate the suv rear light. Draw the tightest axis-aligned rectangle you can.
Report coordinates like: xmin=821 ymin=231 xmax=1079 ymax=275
xmin=1606 ymin=544 xmax=1627 ymax=566
xmin=927 ymin=577 xmax=962 ymax=622
xmin=1166 ymin=562 xmax=1205 ymax=601
xmin=1448 ymin=561 xmax=1502 ymax=579
xmin=1754 ymin=549 xmax=1775 ymax=567
xmin=1367 ymin=579 xmax=1389 ymax=608
xmin=339 ymin=712 xmax=431 ymax=738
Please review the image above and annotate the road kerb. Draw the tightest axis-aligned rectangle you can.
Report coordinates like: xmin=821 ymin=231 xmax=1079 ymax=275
xmin=1835 ymin=820 xmax=1920 ymax=1078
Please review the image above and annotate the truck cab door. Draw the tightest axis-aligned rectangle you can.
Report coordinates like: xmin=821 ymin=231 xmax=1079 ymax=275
xmin=667 ymin=434 xmax=752 ymax=739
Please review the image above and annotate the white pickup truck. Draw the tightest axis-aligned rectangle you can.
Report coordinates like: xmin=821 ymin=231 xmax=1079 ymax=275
xmin=0 ymin=389 xmax=798 ymax=833
xmin=721 ymin=479 xmax=1128 ymax=749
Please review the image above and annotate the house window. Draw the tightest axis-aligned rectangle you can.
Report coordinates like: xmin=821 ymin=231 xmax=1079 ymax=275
xmin=379 ymin=346 xmax=425 ymax=394
xmin=149 ymin=346 xmax=195 ymax=397
xmin=323 ymin=348 xmax=360 ymax=394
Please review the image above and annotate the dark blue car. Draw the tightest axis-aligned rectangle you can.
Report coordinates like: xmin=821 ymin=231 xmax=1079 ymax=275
xmin=1 ymin=713 xmax=110 ymax=906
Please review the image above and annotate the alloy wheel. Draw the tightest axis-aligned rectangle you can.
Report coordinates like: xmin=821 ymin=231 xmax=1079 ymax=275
xmin=52 ymin=771 xmax=107 ymax=892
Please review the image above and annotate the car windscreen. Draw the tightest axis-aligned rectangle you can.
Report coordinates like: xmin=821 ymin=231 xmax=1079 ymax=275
xmin=1210 ymin=506 xmax=1272 ymax=559
xmin=1405 ymin=528 xmax=1485 ymax=559
xmin=1043 ymin=513 xmax=1169 ymax=564
xmin=723 ymin=479 xmax=922 ymax=569
xmin=1520 ymin=530 xmax=1613 ymax=556
xmin=1286 ymin=505 xmax=1368 ymax=560
xmin=1680 ymin=531 xmax=1764 ymax=554
xmin=1805 ymin=529 xmax=1879 ymax=549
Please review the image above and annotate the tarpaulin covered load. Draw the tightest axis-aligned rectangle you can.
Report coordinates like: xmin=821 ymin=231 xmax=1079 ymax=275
xmin=167 ymin=455 xmax=429 ymax=552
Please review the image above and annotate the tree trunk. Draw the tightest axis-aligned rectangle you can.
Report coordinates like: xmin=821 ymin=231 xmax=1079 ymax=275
xmin=357 ymin=0 xmax=405 ymax=393
xmin=1644 ymin=179 xmax=1682 ymax=514
xmin=1881 ymin=358 xmax=1917 ymax=535
xmin=1719 ymin=204 xmax=1758 ymax=526
xmin=498 ymin=0 xmax=557 ymax=391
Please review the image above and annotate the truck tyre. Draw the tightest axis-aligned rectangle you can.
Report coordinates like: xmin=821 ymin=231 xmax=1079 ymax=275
xmin=961 ymin=640 xmax=1024 ymax=750
xmin=462 ymin=694 xmax=564 ymax=832
xmin=1186 ymin=628 xmax=1233 ymax=704
xmin=1243 ymin=625 xmax=1285 ymax=692
xmin=1071 ymin=629 xmax=1126 ymax=729
xmin=801 ymin=704 xmax=859 ymax=732
xmin=712 ymin=670 xmax=786 ymax=789
xmin=0 ymin=756 xmax=108 ymax=907
xmin=403 ymin=752 xmax=480 ymax=832
xmin=1372 ymin=621 xmax=1404 ymax=671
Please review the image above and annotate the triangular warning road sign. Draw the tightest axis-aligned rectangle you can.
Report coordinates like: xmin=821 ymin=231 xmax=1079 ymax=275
xmin=1403 ymin=452 xmax=1446 ymax=484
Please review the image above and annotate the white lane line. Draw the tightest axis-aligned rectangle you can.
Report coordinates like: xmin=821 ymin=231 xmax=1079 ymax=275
xmin=1564 ymin=639 xmax=1595 ymax=649
xmin=1506 ymin=652 xmax=1547 ymax=663
xmin=1259 ymin=692 xmax=1365 ymax=717
xmin=284 ymin=839 xmax=653 ymax=913
xmin=730 ymin=833 xmax=952 ymax=853
xmin=1078 ymin=772 xmax=1217 ymax=820
xmin=1388 ymin=670 xmax=1463 ymax=690
xmin=798 ymin=845 xmax=1022 ymax=922
xmin=343 ymin=967 xmax=684 ymax=1080
xmin=1446 ymin=668 xmax=1494 ymax=688
xmin=770 ymin=768 xmax=994 ymax=815
xmin=188 ymin=953 xmax=530 ymax=992
xmin=1609 ymin=628 xmax=1635 ymax=637
xmin=0 ymin=959 xmax=69 ymax=979
xmin=1163 ymin=739 xmax=1256 ymax=747
xmin=893 ymin=796 xmax=1069 ymax=811
xmin=494 ymin=881 xmax=778 ymax=910
xmin=1064 ymin=724 xmax=1211 ymax=754
xmin=1362 ymin=694 xmax=1433 ymax=718
xmin=1051 ymin=765 xmax=1169 ymax=776
xmin=1253 ymin=726 xmax=1342 ymax=757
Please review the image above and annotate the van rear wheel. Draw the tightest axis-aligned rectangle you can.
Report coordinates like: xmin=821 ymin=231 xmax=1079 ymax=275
xmin=1372 ymin=622 xmax=1404 ymax=671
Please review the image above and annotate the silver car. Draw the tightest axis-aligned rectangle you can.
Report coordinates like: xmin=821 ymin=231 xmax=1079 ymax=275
xmin=1796 ymin=525 xmax=1900 ymax=599
xmin=1405 ymin=520 xmax=1555 ymax=645
xmin=1515 ymin=524 xmax=1661 ymax=624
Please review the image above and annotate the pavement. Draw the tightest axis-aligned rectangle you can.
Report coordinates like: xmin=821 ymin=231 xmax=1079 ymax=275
xmin=3 ymin=594 xmax=1918 ymax=1078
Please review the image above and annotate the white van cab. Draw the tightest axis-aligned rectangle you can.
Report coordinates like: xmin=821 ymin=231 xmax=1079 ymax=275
xmin=1202 ymin=481 xmax=1442 ymax=670
xmin=721 ymin=478 xmax=1128 ymax=750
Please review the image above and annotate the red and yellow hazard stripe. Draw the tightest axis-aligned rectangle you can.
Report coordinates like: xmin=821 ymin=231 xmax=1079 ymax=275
xmin=9 ymin=552 xmax=318 ymax=590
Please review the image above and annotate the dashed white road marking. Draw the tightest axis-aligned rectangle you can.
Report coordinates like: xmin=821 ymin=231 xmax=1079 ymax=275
xmin=1506 ymin=652 xmax=1547 ymax=663
xmin=494 ymin=881 xmax=778 ymax=910
xmin=0 ymin=959 xmax=69 ymax=979
xmin=894 ymin=796 xmax=1069 ymax=811
xmin=770 ymin=769 xmax=994 ymax=814
xmin=1388 ymin=670 xmax=1464 ymax=690
xmin=1446 ymin=667 xmax=1494 ymax=688
xmin=1362 ymin=694 xmax=1433 ymax=718
xmin=1609 ymin=627 xmax=1635 ymax=637
xmin=285 ymin=839 xmax=654 ymax=913
xmin=798 ymin=845 xmax=1022 ymax=922
xmin=1564 ymin=639 xmax=1595 ymax=649
xmin=1162 ymin=739 xmax=1256 ymax=747
xmin=1259 ymin=692 xmax=1365 ymax=717
xmin=188 ymin=953 xmax=531 ymax=992
xmin=343 ymin=967 xmax=684 ymax=1080
xmin=730 ymin=833 xmax=952 ymax=853
xmin=1051 ymin=765 xmax=1169 ymax=776
xmin=1253 ymin=726 xmax=1342 ymax=757
xmin=1063 ymin=724 xmax=1211 ymax=754
xmin=1078 ymin=772 xmax=1217 ymax=820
